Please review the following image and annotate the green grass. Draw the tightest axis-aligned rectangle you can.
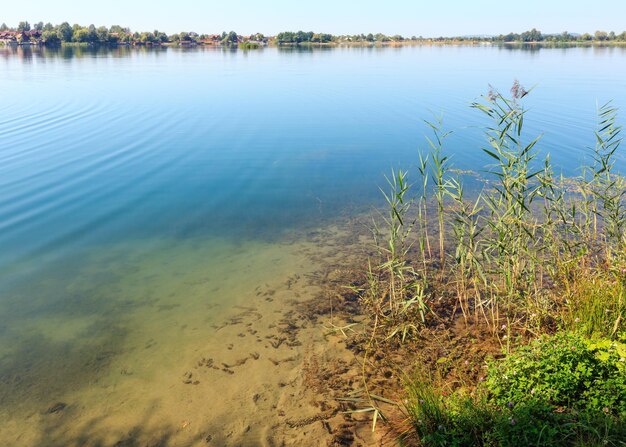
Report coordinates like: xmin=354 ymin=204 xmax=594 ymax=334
xmin=403 ymin=333 xmax=626 ymax=446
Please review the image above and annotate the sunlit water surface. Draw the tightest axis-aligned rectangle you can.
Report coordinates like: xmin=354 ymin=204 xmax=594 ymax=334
xmin=1 ymin=44 xmax=626 ymax=445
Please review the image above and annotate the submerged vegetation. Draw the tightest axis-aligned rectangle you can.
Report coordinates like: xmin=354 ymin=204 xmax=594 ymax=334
xmin=332 ymin=82 xmax=626 ymax=445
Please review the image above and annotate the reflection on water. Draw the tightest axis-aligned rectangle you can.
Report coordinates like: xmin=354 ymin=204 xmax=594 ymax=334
xmin=4 ymin=41 xmax=626 ymax=61
xmin=1 ymin=44 xmax=626 ymax=445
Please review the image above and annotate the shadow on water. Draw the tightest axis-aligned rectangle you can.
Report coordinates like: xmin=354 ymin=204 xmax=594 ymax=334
xmin=0 ymin=318 xmax=128 ymax=413
xmin=34 ymin=399 xmax=207 ymax=447
xmin=0 ymin=255 xmax=140 ymax=414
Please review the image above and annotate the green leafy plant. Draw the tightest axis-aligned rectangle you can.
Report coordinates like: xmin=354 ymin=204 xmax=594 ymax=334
xmin=403 ymin=333 xmax=626 ymax=446
xmin=487 ymin=333 xmax=626 ymax=416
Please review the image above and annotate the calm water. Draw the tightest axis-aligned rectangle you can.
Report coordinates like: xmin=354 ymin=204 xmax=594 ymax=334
xmin=1 ymin=44 xmax=626 ymax=444
xmin=2 ymin=45 xmax=626 ymax=271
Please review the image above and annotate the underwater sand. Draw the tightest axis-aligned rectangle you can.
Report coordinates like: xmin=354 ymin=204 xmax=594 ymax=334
xmin=0 ymin=230 xmax=355 ymax=446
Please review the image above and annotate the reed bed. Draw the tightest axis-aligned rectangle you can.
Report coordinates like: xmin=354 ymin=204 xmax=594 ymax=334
xmin=346 ymin=82 xmax=626 ymax=444
xmin=361 ymin=81 xmax=625 ymax=342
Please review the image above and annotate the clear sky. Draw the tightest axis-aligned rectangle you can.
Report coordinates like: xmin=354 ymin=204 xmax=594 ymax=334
xmin=1 ymin=0 xmax=625 ymax=37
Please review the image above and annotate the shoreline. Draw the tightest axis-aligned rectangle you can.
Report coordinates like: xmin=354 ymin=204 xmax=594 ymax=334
xmin=4 ymin=40 xmax=626 ymax=51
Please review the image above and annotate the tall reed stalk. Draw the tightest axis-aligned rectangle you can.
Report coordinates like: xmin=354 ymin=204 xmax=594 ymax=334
xmin=589 ymin=101 xmax=625 ymax=257
xmin=424 ymin=117 xmax=452 ymax=269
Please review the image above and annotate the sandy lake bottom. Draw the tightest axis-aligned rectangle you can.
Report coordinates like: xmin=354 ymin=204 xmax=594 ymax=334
xmin=0 ymin=222 xmax=372 ymax=446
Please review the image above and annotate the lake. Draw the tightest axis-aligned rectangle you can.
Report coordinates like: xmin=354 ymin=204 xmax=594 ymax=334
xmin=1 ymin=44 xmax=626 ymax=445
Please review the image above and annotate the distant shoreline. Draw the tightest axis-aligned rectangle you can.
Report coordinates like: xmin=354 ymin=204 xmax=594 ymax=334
xmin=2 ymin=23 xmax=626 ymax=48
xmin=4 ymin=40 xmax=626 ymax=49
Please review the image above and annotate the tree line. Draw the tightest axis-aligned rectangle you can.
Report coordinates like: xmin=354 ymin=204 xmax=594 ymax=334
xmin=273 ymin=28 xmax=626 ymax=44
xmin=492 ymin=28 xmax=626 ymax=43
xmin=2 ymin=22 xmax=626 ymax=46
xmin=0 ymin=21 xmax=265 ymax=46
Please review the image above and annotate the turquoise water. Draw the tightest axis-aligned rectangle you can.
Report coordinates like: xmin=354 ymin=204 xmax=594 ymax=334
xmin=2 ymin=45 xmax=626 ymax=271
xmin=1 ymin=44 xmax=626 ymax=444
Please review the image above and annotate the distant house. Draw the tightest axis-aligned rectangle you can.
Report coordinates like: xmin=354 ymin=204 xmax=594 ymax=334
xmin=198 ymin=34 xmax=222 ymax=45
xmin=0 ymin=30 xmax=43 ymax=45
xmin=0 ymin=31 xmax=18 ymax=45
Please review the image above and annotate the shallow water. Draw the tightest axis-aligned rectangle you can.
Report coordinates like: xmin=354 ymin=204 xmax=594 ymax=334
xmin=1 ymin=44 xmax=626 ymax=445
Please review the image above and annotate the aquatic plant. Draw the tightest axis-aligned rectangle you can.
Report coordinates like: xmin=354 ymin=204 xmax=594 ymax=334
xmin=348 ymin=82 xmax=626 ymax=439
xmin=369 ymin=168 xmax=427 ymax=339
xmin=424 ymin=116 xmax=452 ymax=270
xmin=447 ymin=177 xmax=486 ymax=323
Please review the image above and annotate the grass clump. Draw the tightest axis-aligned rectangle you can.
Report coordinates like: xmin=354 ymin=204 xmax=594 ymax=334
xmin=563 ymin=264 xmax=626 ymax=339
xmin=403 ymin=333 xmax=626 ymax=446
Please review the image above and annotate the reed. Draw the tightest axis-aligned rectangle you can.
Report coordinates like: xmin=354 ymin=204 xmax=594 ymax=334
xmin=589 ymin=101 xmax=625 ymax=256
xmin=368 ymin=168 xmax=429 ymax=340
xmin=424 ymin=116 xmax=452 ymax=270
xmin=346 ymin=82 xmax=626 ymax=438
xmin=448 ymin=177 xmax=486 ymax=323
xmin=357 ymin=80 xmax=625 ymax=341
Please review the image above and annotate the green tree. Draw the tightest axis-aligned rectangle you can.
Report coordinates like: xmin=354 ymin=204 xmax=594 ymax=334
xmin=222 ymin=30 xmax=238 ymax=44
xmin=73 ymin=28 xmax=90 ymax=43
xmin=0 ymin=23 xmax=8 ymax=32
xmin=520 ymin=28 xmax=543 ymax=42
xmin=33 ymin=21 xmax=44 ymax=31
xmin=375 ymin=33 xmax=389 ymax=42
xmin=110 ymin=25 xmax=128 ymax=34
xmin=42 ymin=30 xmax=60 ymax=45
xmin=17 ymin=21 xmax=31 ymax=32
xmin=96 ymin=26 xmax=109 ymax=42
xmin=57 ymin=22 xmax=73 ymax=42
xmin=86 ymin=24 xmax=98 ymax=43
xmin=276 ymin=31 xmax=294 ymax=43
xmin=154 ymin=31 xmax=168 ymax=43
xmin=139 ymin=32 xmax=155 ymax=43
xmin=595 ymin=30 xmax=609 ymax=41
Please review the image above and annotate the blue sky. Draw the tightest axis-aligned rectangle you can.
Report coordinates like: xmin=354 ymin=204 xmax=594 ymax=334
xmin=1 ymin=0 xmax=625 ymax=36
